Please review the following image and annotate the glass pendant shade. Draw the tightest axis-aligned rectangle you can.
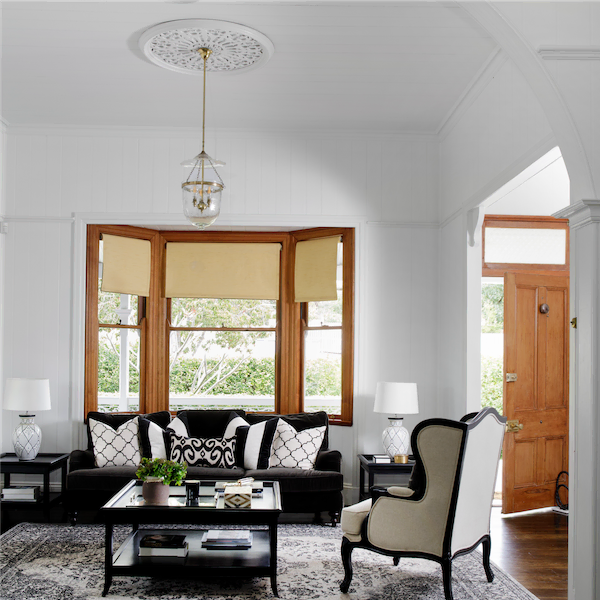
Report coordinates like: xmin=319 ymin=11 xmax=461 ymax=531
xmin=181 ymin=152 xmax=224 ymax=230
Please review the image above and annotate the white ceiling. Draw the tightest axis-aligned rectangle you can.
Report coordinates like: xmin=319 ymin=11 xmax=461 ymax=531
xmin=1 ymin=1 xmax=497 ymax=132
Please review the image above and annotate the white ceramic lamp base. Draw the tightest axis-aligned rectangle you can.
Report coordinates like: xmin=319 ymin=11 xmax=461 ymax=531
xmin=382 ymin=418 xmax=410 ymax=458
xmin=13 ymin=415 xmax=42 ymax=461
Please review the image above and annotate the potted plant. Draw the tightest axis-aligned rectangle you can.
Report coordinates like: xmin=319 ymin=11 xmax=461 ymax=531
xmin=136 ymin=458 xmax=187 ymax=505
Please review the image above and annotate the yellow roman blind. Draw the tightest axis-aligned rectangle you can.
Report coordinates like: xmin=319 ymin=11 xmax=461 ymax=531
xmin=294 ymin=236 xmax=340 ymax=302
xmin=101 ymin=234 xmax=151 ymax=297
xmin=165 ymin=242 xmax=281 ymax=299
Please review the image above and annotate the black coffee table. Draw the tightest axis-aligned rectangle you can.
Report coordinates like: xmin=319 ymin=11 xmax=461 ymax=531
xmin=98 ymin=479 xmax=282 ymax=597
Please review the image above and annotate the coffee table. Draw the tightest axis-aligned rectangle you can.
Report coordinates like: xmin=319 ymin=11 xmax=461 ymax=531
xmin=98 ymin=479 xmax=282 ymax=597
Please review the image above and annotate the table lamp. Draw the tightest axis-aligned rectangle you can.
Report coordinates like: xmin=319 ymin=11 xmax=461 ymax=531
xmin=3 ymin=378 xmax=52 ymax=460
xmin=373 ymin=382 xmax=419 ymax=460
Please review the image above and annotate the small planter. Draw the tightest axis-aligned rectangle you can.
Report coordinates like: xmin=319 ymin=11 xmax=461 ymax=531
xmin=142 ymin=477 xmax=170 ymax=505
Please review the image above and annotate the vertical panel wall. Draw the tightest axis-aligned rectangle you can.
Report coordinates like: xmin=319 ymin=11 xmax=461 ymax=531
xmin=1 ymin=127 xmax=440 ymax=507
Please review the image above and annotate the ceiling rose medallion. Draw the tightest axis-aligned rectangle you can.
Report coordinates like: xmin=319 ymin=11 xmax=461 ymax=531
xmin=138 ymin=19 xmax=274 ymax=229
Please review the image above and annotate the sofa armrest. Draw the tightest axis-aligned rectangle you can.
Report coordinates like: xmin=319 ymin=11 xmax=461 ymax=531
xmin=69 ymin=449 xmax=95 ymax=472
xmin=314 ymin=449 xmax=341 ymax=472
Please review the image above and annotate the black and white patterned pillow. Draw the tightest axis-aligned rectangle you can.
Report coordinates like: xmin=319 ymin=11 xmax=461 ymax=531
xmin=89 ymin=417 xmax=141 ymax=468
xmin=168 ymin=432 xmax=236 ymax=468
xmin=235 ymin=419 xmax=279 ymax=469
xmin=269 ymin=419 xmax=326 ymax=470
xmin=138 ymin=416 xmax=189 ymax=460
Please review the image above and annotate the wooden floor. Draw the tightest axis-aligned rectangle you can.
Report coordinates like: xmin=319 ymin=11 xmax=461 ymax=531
xmin=489 ymin=506 xmax=568 ymax=600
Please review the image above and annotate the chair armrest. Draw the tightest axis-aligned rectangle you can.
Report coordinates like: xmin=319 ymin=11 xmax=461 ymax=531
xmin=387 ymin=486 xmax=415 ymax=498
xmin=314 ymin=449 xmax=342 ymax=472
xmin=68 ymin=449 xmax=95 ymax=472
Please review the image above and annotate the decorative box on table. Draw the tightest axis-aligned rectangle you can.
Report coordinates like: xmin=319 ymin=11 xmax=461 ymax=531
xmin=224 ymin=485 xmax=252 ymax=508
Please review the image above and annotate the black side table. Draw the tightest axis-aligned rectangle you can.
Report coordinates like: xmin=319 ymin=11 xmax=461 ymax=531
xmin=0 ymin=452 xmax=69 ymax=522
xmin=358 ymin=454 xmax=415 ymax=501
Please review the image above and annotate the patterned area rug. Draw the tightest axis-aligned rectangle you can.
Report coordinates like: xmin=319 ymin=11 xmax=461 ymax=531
xmin=0 ymin=522 xmax=539 ymax=600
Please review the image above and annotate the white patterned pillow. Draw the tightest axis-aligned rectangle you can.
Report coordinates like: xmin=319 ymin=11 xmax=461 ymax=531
xmin=89 ymin=417 xmax=141 ymax=468
xmin=168 ymin=432 xmax=236 ymax=468
xmin=269 ymin=419 xmax=326 ymax=470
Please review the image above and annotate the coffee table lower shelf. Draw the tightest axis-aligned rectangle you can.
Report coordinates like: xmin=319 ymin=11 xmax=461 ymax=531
xmin=105 ymin=528 xmax=275 ymax=596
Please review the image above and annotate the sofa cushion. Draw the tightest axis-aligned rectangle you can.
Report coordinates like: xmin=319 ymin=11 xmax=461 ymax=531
xmin=269 ymin=419 xmax=326 ymax=470
xmin=168 ymin=432 xmax=237 ymax=468
xmin=177 ymin=410 xmax=246 ymax=439
xmin=185 ymin=465 xmax=246 ymax=480
xmin=89 ymin=417 xmax=141 ymax=468
xmin=86 ymin=411 xmax=171 ymax=451
xmin=236 ymin=419 xmax=279 ymax=469
xmin=245 ymin=467 xmax=343 ymax=493
xmin=67 ymin=466 xmax=138 ymax=491
xmin=245 ymin=411 xmax=329 ymax=451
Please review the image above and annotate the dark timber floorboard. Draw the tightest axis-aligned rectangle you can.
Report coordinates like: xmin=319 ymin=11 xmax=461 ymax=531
xmin=489 ymin=506 xmax=568 ymax=600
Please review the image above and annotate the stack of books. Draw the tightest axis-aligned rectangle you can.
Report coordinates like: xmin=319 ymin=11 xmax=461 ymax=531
xmin=138 ymin=534 xmax=188 ymax=558
xmin=372 ymin=455 xmax=392 ymax=463
xmin=201 ymin=529 xmax=253 ymax=550
xmin=1 ymin=485 xmax=40 ymax=502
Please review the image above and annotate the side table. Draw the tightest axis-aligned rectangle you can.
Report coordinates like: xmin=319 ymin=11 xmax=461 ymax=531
xmin=358 ymin=454 xmax=415 ymax=501
xmin=0 ymin=452 xmax=69 ymax=522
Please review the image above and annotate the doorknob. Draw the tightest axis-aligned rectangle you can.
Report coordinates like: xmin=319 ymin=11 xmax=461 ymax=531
xmin=506 ymin=420 xmax=524 ymax=433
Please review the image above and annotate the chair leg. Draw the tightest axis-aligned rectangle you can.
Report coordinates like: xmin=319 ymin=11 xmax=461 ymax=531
xmin=340 ymin=537 xmax=354 ymax=593
xmin=441 ymin=558 xmax=454 ymax=600
xmin=482 ymin=535 xmax=494 ymax=582
xmin=393 ymin=556 xmax=400 ymax=566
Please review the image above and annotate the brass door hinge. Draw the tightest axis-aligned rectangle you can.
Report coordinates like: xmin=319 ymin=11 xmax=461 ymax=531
xmin=571 ymin=317 xmax=577 ymax=329
xmin=506 ymin=373 xmax=518 ymax=382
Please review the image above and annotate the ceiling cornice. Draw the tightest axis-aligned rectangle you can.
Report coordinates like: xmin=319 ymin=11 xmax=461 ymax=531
xmin=539 ymin=47 xmax=600 ymax=61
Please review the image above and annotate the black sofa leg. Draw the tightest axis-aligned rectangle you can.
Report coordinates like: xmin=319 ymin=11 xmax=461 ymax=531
xmin=340 ymin=537 xmax=354 ymax=593
xmin=393 ymin=556 xmax=400 ymax=566
xmin=69 ymin=510 xmax=78 ymax=525
xmin=329 ymin=511 xmax=339 ymax=527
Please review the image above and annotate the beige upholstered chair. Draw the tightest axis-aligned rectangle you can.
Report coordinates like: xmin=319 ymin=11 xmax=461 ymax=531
xmin=340 ymin=408 xmax=506 ymax=600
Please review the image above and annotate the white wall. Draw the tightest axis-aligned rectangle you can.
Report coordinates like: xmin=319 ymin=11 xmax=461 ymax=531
xmin=1 ymin=127 xmax=439 ymax=499
xmin=437 ymin=51 xmax=557 ymax=419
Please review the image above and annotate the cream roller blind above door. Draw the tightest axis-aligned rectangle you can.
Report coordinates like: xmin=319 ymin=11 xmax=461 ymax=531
xmin=294 ymin=236 xmax=340 ymax=302
xmin=101 ymin=234 xmax=151 ymax=297
xmin=165 ymin=242 xmax=281 ymax=300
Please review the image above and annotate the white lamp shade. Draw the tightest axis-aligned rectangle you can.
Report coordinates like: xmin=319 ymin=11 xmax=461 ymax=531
xmin=373 ymin=382 xmax=419 ymax=415
xmin=3 ymin=378 xmax=51 ymax=412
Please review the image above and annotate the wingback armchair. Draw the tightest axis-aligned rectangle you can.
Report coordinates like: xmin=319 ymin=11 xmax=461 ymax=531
xmin=340 ymin=408 xmax=506 ymax=600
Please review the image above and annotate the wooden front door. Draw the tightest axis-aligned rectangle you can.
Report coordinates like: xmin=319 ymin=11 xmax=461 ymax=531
xmin=502 ymin=273 xmax=569 ymax=514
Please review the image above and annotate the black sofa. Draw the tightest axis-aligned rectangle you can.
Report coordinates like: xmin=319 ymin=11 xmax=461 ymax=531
xmin=66 ymin=409 xmax=343 ymax=525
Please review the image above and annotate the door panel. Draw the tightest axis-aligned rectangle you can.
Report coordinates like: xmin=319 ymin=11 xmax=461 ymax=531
xmin=503 ymin=273 xmax=569 ymax=514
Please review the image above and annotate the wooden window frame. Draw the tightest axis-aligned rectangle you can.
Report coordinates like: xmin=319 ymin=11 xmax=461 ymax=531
xmin=84 ymin=226 xmax=354 ymax=425
xmin=482 ymin=215 xmax=569 ymax=278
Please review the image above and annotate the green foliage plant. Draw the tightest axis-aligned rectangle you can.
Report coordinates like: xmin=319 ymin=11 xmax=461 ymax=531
xmin=135 ymin=458 xmax=187 ymax=486
xmin=481 ymin=356 xmax=503 ymax=415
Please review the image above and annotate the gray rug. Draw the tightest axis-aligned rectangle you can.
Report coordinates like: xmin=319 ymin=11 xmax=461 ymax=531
xmin=0 ymin=522 xmax=539 ymax=600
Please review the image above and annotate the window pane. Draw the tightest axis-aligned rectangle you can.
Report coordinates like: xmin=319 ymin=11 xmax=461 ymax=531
xmin=97 ymin=327 xmax=140 ymax=413
xmin=169 ymin=330 xmax=275 ymax=412
xmin=170 ymin=298 xmax=277 ymax=329
xmin=485 ymin=228 xmax=566 ymax=265
xmin=303 ymin=329 xmax=341 ymax=415
xmin=98 ymin=284 xmax=139 ymax=325
xmin=308 ymin=290 xmax=343 ymax=326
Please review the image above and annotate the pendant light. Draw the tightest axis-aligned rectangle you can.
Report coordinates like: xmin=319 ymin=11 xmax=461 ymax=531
xmin=137 ymin=19 xmax=275 ymax=229
xmin=181 ymin=48 xmax=225 ymax=229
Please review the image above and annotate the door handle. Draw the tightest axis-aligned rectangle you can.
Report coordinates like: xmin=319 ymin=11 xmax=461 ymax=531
xmin=506 ymin=420 xmax=524 ymax=433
